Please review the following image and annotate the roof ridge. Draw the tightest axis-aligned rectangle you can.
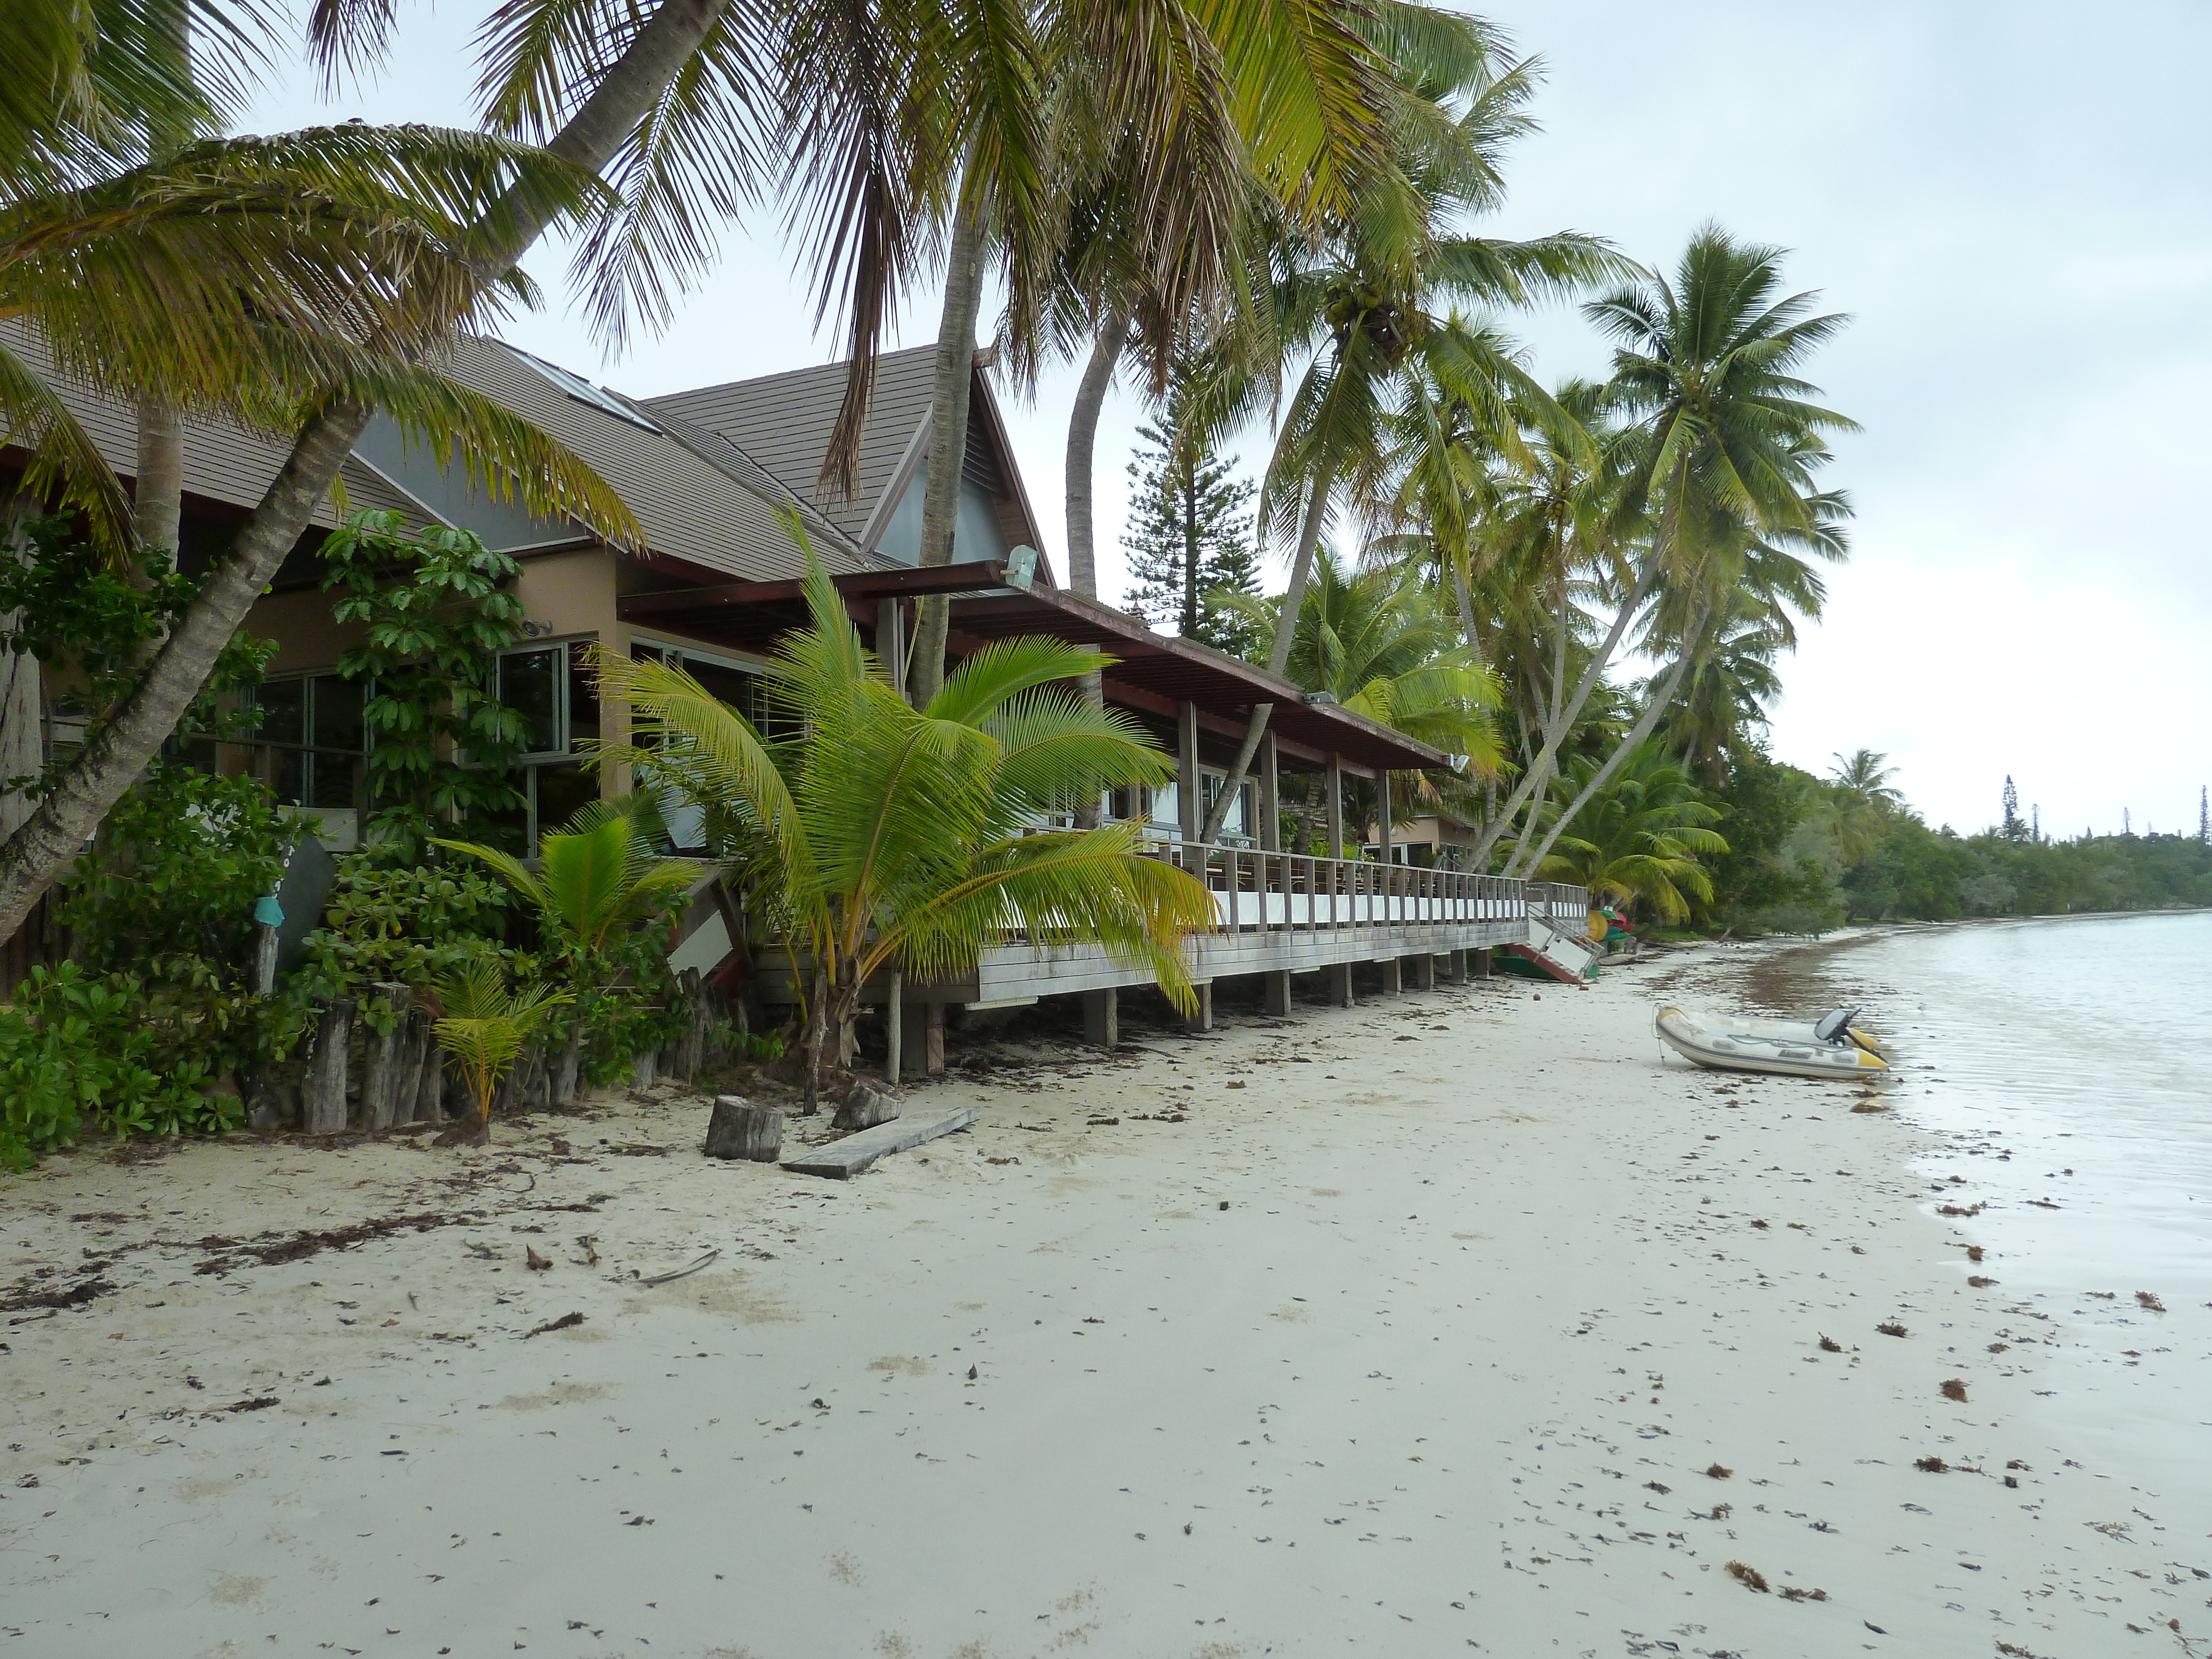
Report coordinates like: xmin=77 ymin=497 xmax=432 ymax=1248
xmin=639 ymin=343 xmax=938 ymax=410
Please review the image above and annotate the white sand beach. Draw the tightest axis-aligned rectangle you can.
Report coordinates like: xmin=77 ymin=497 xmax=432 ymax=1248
xmin=4 ymin=947 xmax=2204 ymax=1658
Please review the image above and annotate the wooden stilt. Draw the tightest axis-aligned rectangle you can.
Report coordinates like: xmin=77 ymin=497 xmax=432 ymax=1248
xmin=925 ymin=1000 xmax=946 ymax=1077
xmin=885 ymin=972 xmax=902 ymax=1086
xmin=1378 ymin=957 xmax=1403 ymax=995
xmin=1082 ymin=987 xmax=1119 ymax=1047
xmin=1183 ymin=982 xmax=1213 ymax=1034
xmin=1327 ymin=963 xmax=1354 ymax=1008
xmin=1263 ymin=969 xmax=1293 ymax=1015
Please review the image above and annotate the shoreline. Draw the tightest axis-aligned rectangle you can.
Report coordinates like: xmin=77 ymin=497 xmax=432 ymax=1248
xmin=5 ymin=947 xmax=2204 ymax=1656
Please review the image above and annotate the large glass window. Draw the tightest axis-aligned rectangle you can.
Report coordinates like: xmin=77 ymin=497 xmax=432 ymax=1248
xmin=246 ymin=672 xmax=364 ymax=815
xmin=629 ymin=638 xmax=782 ymax=851
xmin=494 ymin=639 xmax=605 ymax=842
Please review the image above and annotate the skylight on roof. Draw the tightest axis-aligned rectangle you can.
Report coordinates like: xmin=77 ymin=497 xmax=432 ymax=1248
xmin=520 ymin=352 xmax=660 ymax=432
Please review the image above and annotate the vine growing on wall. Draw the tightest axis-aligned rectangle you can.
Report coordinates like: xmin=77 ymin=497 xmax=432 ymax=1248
xmin=320 ymin=510 xmax=530 ymax=859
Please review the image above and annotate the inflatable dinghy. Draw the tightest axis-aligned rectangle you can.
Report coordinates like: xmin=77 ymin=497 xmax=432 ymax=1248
xmin=1654 ymin=1005 xmax=1888 ymax=1079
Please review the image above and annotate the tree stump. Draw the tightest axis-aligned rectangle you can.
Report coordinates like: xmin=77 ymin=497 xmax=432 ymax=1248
xmin=835 ymin=1082 xmax=901 ymax=1132
xmin=702 ymin=1095 xmax=783 ymax=1161
xmin=360 ymin=983 xmax=414 ymax=1131
xmin=301 ymin=999 xmax=354 ymax=1135
xmin=549 ymin=1037 xmax=582 ymax=1109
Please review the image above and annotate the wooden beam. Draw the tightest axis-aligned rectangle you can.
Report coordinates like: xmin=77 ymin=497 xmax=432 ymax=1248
xmin=1259 ymin=728 xmax=1281 ymax=853
xmin=780 ymin=1107 xmax=979 ymax=1180
xmin=1324 ymin=754 xmax=1345 ymax=859
xmin=1178 ymin=702 xmax=1201 ymax=844
xmin=1378 ymin=770 xmax=1392 ymax=865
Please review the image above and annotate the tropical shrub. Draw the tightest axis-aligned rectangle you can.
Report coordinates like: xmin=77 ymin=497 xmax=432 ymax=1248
xmin=438 ymin=793 xmax=699 ymax=1095
xmin=0 ymin=964 xmax=234 ymax=1170
xmin=430 ymin=963 xmax=571 ymax=1143
xmin=1530 ymin=743 xmax=1728 ymax=923
xmin=320 ymin=511 xmax=530 ymax=858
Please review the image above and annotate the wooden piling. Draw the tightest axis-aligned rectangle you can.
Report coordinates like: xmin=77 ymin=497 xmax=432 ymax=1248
xmin=359 ymin=983 xmax=413 ymax=1131
xmin=301 ymin=999 xmax=354 ymax=1135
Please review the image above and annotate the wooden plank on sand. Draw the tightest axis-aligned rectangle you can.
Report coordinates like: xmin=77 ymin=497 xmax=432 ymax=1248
xmin=781 ymin=1107 xmax=979 ymax=1180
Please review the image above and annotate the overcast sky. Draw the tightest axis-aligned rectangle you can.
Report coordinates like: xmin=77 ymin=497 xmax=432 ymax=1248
xmin=243 ymin=2 xmax=2212 ymax=838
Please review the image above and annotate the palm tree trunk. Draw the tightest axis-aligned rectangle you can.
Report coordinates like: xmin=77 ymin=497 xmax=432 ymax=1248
xmin=1465 ymin=547 xmax=1664 ymax=872
xmin=1063 ymin=314 xmax=1128 ymax=603
xmin=906 ymin=192 xmax=988 ymax=708
xmin=1498 ymin=566 xmax=1577 ymax=877
xmin=132 ymin=399 xmax=183 ymax=564
xmin=1449 ymin=547 xmax=1479 ymax=656
xmin=1066 ymin=314 xmax=1127 ymax=825
xmin=0 ymin=0 xmax=736 ymax=946
xmin=1198 ymin=463 xmax=1334 ymax=845
xmin=1520 ymin=608 xmax=1708 ymax=876
xmin=799 ymin=965 xmax=830 ymax=1115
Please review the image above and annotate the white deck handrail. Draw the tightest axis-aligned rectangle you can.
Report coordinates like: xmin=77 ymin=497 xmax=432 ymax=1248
xmin=1013 ymin=838 xmax=1589 ymax=942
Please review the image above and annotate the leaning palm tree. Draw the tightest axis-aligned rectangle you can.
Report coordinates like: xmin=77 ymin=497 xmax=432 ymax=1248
xmin=1527 ymin=743 xmax=1727 ymax=924
xmin=436 ymin=794 xmax=701 ymax=1104
xmin=431 ymin=962 xmax=574 ymax=1145
xmin=1503 ymin=226 xmax=1854 ymax=876
xmin=1196 ymin=43 xmax=1621 ymax=843
xmin=593 ymin=536 xmax=1214 ymax=1113
xmin=1650 ymin=600 xmax=1786 ymax=785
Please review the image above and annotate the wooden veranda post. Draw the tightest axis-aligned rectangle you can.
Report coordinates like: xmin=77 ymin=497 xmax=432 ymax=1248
xmin=1177 ymin=702 xmax=1201 ymax=846
xmin=1259 ymin=730 xmax=1292 ymax=1014
xmin=1323 ymin=754 xmax=1352 ymax=1007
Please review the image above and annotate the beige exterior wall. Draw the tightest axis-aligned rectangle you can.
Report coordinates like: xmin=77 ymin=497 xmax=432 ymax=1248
xmin=253 ymin=586 xmax=364 ymax=676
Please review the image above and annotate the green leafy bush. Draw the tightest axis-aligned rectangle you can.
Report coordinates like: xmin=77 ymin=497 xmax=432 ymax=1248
xmin=0 ymin=965 xmax=236 ymax=1170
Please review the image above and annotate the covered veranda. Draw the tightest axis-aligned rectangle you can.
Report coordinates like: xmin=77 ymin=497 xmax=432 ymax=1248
xmin=617 ymin=560 xmax=1590 ymax=1074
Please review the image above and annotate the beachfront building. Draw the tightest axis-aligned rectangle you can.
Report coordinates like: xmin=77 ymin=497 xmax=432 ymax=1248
xmin=2 ymin=325 xmax=1589 ymax=1029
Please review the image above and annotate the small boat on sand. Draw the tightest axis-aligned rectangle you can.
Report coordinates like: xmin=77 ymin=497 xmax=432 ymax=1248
xmin=1655 ymin=1005 xmax=1888 ymax=1079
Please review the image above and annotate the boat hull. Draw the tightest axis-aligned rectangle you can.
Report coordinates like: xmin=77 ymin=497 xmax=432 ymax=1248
xmin=1654 ymin=1005 xmax=1888 ymax=1080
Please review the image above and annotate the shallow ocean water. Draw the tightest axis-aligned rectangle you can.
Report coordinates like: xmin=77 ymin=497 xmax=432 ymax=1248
xmin=1768 ymin=911 xmax=2212 ymax=1535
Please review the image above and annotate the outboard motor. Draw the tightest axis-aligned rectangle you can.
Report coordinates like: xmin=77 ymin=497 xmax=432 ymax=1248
xmin=1813 ymin=1008 xmax=1858 ymax=1045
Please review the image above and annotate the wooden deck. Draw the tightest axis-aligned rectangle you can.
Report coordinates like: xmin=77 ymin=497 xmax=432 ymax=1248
xmin=750 ymin=844 xmax=1592 ymax=1009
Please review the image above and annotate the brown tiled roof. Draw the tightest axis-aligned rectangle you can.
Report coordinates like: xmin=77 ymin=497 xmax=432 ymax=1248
xmin=437 ymin=340 xmax=873 ymax=580
xmin=0 ymin=317 xmax=422 ymax=528
xmin=641 ymin=346 xmax=938 ymax=544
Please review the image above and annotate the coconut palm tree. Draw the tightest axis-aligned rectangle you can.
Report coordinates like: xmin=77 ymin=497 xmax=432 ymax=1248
xmin=1389 ymin=375 xmax=1619 ymax=867
xmin=430 ymin=962 xmax=573 ymax=1144
xmin=592 ymin=534 xmax=1213 ymax=1113
xmin=1502 ymin=225 xmax=1854 ymax=876
xmin=1527 ymin=743 xmax=1726 ymax=923
xmin=899 ymin=0 xmax=1402 ymax=702
xmin=1830 ymin=748 xmax=1903 ymax=810
xmin=1649 ymin=600 xmax=1785 ymax=785
xmin=1196 ymin=45 xmax=1620 ymax=842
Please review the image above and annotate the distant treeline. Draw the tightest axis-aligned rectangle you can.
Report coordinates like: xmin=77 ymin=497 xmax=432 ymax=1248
xmin=1698 ymin=750 xmax=2212 ymax=932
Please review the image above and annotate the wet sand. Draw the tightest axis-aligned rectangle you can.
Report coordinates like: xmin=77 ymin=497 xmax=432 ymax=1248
xmin=4 ymin=945 xmax=2204 ymax=1657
